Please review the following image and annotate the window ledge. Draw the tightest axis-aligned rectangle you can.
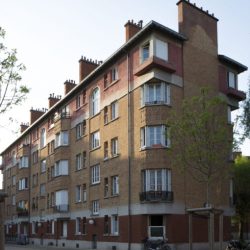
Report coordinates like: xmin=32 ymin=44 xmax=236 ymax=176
xmin=110 ymin=154 xmax=120 ymax=159
xmin=140 ymin=145 xmax=170 ymax=151
xmin=110 ymin=194 xmax=119 ymax=198
xmin=104 ymin=116 xmax=119 ymax=126
xmin=103 ymin=157 xmax=109 ymax=162
xmin=90 ymin=146 xmax=101 ymax=152
xmin=104 ymin=79 xmax=120 ymax=90
xmin=90 ymin=182 xmax=101 ymax=186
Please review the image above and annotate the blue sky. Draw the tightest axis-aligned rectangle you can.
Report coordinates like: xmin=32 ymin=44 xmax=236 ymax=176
xmin=0 ymin=0 xmax=249 ymax=178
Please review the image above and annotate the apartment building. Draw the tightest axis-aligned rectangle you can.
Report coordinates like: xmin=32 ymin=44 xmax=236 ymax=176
xmin=0 ymin=1 xmax=248 ymax=249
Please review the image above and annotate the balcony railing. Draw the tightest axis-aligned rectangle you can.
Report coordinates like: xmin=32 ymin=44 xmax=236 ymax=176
xmin=54 ymin=112 xmax=71 ymax=122
xmin=16 ymin=208 xmax=29 ymax=217
xmin=53 ymin=204 xmax=69 ymax=213
xmin=139 ymin=191 xmax=173 ymax=202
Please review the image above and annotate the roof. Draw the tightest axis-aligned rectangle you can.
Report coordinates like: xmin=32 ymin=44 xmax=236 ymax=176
xmin=1 ymin=20 xmax=187 ymax=155
xmin=218 ymin=55 xmax=248 ymax=73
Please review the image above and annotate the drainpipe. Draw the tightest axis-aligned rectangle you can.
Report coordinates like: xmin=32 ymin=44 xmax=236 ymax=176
xmin=126 ymin=51 xmax=132 ymax=250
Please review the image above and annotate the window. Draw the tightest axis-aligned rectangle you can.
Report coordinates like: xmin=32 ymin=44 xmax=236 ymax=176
xmin=91 ymin=131 xmax=100 ymax=149
xmin=75 ymin=217 xmax=81 ymax=235
xmin=18 ymin=200 xmax=28 ymax=210
xmin=141 ymin=125 xmax=169 ymax=148
xmin=40 ymin=128 xmax=46 ymax=148
xmin=228 ymin=71 xmax=237 ymax=89
xmin=83 ymin=151 xmax=87 ymax=168
xmin=55 ymin=131 xmax=69 ymax=147
xmin=83 ymin=90 xmax=86 ymax=104
xmin=155 ymin=39 xmax=168 ymax=61
xmin=40 ymin=159 xmax=46 ymax=173
xmin=76 ymin=123 xmax=83 ymax=139
xmin=55 ymin=190 xmax=68 ymax=212
xmin=75 ymin=185 xmax=81 ymax=203
xmin=12 ymin=195 xmax=16 ymax=205
xmin=141 ymin=82 xmax=170 ymax=106
xmin=92 ymin=200 xmax=99 ymax=215
xmin=82 ymin=217 xmax=87 ymax=234
xmin=91 ymin=88 xmax=100 ymax=116
xmin=48 ymin=140 xmax=55 ymax=155
xmin=104 ymin=215 xmax=109 ymax=234
xmin=142 ymin=169 xmax=171 ymax=192
xmin=48 ymin=115 xmax=55 ymax=129
xmin=19 ymin=156 xmax=28 ymax=168
xmin=82 ymin=184 xmax=87 ymax=202
xmin=111 ymin=101 xmax=118 ymax=120
xmin=111 ymin=215 xmax=119 ymax=235
xmin=75 ymin=153 xmax=82 ymax=170
xmin=12 ymin=175 xmax=16 ymax=186
xmin=112 ymin=176 xmax=119 ymax=195
xmin=111 ymin=138 xmax=119 ymax=157
xmin=91 ymin=164 xmax=100 ymax=184
xmin=104 ymin=177 xmax=109 ymax=197
xmin=76 ymin=95 xmax=81 ymax=109
xmin=54 ymin=160 xmax=69 ymax=176
xmin=111 ymin=67 xmax=118 ymax=82
xmin=40 ymin=183 xmax=46 ymax=196
xmin=104 ymin=74 xmax=108 ymax=88
xmin=18 ymin=178 xmax=28 ymax=190
xmin=47 ymin=194 xmax=50 ymax=208
xmin=104 ymin=106 xmax=108 ymax=124
xmin=104 ymin=141 xmax=109 ymax=159
xmin=142 ymin=42 xmax=150 ymax=62
xmin=32 ymin=151 xmax=38 ymax=164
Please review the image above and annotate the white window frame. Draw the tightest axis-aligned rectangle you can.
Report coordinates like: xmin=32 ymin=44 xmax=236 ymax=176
xmin=111 ymin=215 xmax=119 ymax=235
xmin=142 ymin=169 xmax=171 ymax=192
xmin=141 ymin=41 xmax=150 ymax=63
xmin=41 ymin=159 xmax=46 ymax=173
xmin=92 ymin=200 xmax=99 ymax=215
xmin=228 ymin=71 xmax=237 ymax=89
xmin=141 ymin=82 xmax=170 ymax=106
xmin=91 ymin=88 xmax=100 ymax=116
xmin=19 ymin=156 xmax=29 ymax=168
xmin=82 ymin=185 xmax=87 ymax=202
xmin=75 ymin=185 xmax=81 ymax=203
xmin=111 ymin=101 xmax=118 ymax=120
xmin=40 ymin=183 xmax=46 ymax=196
xmin=54 ymin=160 xmax=69 ymax=177
xmin=76 ymin=123 xmax=83 ymax=139
xmin=91 ymin=131 xmax=100 ymax=149
xmin=75 ymin=217 xmax=81 ymax=235
xmin=111 ymin=138 xmax=119 ymax=157
xmin=40 ymin=128 xmax=46 ymax=148
xmin=112 ymin=176 xmax=119 ymax=195
xmin=91 ymin=164 xmax=100 ymax=184
xmin=18 ymin=178 xmax=28 ymax=190
xmin=111 ymin=67 xmax=118 ymax=82
xmin=75 ymin=153 xmax=82 ymax=170
xmin=12 ymin=195 xmax=16 ymax=205
xmin=55 ymin=131 xmax=69 ymax=148
xmin=141 ymin=125 xmax=169 ymax=148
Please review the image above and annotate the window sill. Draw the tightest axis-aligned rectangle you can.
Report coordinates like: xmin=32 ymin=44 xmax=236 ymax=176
xmin=90 ymin=146 xmax=101 ymax=152
xmin=140 ymin=145 xmax=170 ymax=151
xmin=110 ymin=194 xmax=119 ymax=198
xmin=140 ymin=103 xmax=171 ymax=109
xmin=104 ymin=116 xmax=119 ymax=126
xmin=75 ymin=201 xmax=82 ymax=204
xmin=103 ymin=157 xmax=109 ymax=162
xmin=104 ymin=79 xmax=120 ymax=91
xmin=91 ymin=182 xmax=101 ymax=186
xmin=110 ymin=154 xmax=120 ymax=159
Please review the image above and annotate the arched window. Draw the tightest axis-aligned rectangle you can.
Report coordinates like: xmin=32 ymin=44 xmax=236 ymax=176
xmin=40 ymin=128 xmax=46 ymax=148
xmin=91 ymin=88 xmax=100 ymax=116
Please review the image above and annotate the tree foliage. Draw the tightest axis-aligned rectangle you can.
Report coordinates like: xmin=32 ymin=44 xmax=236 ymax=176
xmin=233 ymin=156 xmax=250 ymax=240
xmin=168 ymin=88 xmax=231 ymax=204
xmin=0 ymin=27 xmax=29 ymax=115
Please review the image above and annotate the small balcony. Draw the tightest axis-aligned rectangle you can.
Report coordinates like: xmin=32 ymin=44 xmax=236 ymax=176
xmin=139 ymin=191 xmax=174 ymax=202
xmin=53 ymin=204 xmax=69 ymax=213
xmin=16 ymin=208 xmax=29 ymax=217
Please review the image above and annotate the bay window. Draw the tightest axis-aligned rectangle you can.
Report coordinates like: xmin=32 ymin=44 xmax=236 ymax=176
xmin=55 ymin=131 xmax=69 ymax=147
xmin=54 ymin=160 xmax=69 ymax=176
xmin=91 ymin=88 xmax=100 ymax=116
xmin=91 ymin=131 xmax=100 ymax=149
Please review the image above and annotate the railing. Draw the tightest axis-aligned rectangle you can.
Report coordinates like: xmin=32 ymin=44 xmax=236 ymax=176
xmin=53 ymin=204 xmax=69 ymax=212
xmin=16 ymin=208 xmax=29 ymax=217
xmin=54 ymin=112 xmax=71 ymax=122
xmin=139 ymin=191 xmax=173 ymax=202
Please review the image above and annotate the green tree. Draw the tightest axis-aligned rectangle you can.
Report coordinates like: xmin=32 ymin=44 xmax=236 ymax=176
xmin=168 ymin=88 xmax=231 ymax=205
xmin=0 ymin=27 xmax=29 ymax=115
xmin=233 ymin=156 xmax=250 ymax=240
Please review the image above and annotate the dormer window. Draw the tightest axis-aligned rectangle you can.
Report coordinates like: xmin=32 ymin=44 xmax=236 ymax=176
xmin=228 ymin=71 xmax=237 ymax=89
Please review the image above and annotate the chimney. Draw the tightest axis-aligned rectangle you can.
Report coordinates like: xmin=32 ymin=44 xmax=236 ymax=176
xmin=64 ymin=79 xmax=76 ymax=95
xmin=20 ymin=123 xmax=29 ymax=133
xmin=30 ymin=108 xmax=46 ymax=125
xmin=124 ymin=20 xmax=143 ymax=42
xmin=177 ymin=0 xmax=218 ymax=48
xmin=48 ymin=93 xmax=61 ymax=108
xmin=79 ymin=56 xmax=100 ymax=82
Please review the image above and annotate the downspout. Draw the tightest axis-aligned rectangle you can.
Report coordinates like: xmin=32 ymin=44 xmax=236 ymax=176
xmin=28 ymin=138 xmax=32 ymax=241
xmin=126 ymin=51 xmax=132 ymax=250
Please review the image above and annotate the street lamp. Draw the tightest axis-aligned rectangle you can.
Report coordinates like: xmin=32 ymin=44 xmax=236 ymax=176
xmin=0 ymin=190 xmax=7 ymax=250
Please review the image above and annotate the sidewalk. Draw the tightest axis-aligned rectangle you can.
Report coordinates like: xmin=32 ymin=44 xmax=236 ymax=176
xmin=5 ymin=244 xmax=93 ymax=250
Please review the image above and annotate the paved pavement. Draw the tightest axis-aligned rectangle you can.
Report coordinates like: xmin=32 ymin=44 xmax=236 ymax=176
xmin=5 ymin=244 xmax=93 ymax=250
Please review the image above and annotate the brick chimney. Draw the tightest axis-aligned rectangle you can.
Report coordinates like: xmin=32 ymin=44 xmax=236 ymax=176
xmin=30 ymin=108 xmax=46 ymax=125
xmin=64 ymin=80 xmax=76 ymax=95
xmin=177 ymin=0 xmax=218 ymax=48
xmin=79 ymin=56 xmax=100 ymax=82
xmin=20 ymin=123 xmax=29 ymax=133
xmin=48 ymin=93 xmax=61 ymax=108
xmin=124 ymin=20 xmax=143 ymax=42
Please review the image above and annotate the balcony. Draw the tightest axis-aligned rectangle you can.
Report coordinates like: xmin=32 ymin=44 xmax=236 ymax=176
xmin=16 ymin=208 xmax=29 ymax=217
xmin=53 ymin=204 xmax=69 ymax=213
xmin=54 ymin=112 xmax=71 ymax=123
xmin=139 ymin=191 xmax=173 ymax=202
